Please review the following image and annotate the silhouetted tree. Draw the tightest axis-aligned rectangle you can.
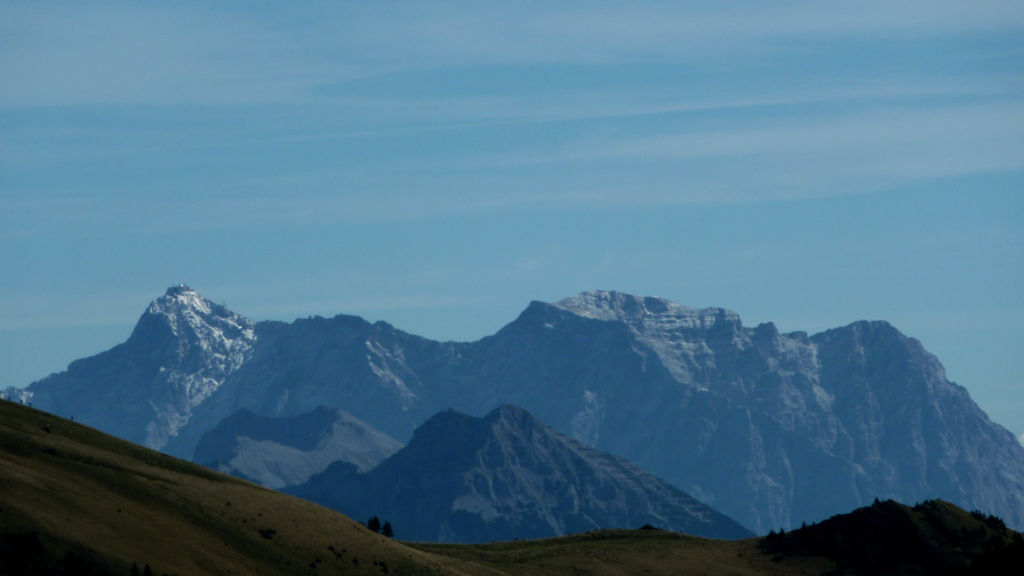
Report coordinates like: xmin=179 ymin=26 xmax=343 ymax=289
xmin=367 ymin=516 xmax=381 ymax=533
xmin=382 ymin=521 xmax=394 ymax=538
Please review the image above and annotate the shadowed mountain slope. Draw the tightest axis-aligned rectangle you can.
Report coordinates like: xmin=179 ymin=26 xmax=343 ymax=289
xmin=293 ymin=404 xmax=754 ymax=543
xmin=193 ymin=406 xmax=402 ymax=489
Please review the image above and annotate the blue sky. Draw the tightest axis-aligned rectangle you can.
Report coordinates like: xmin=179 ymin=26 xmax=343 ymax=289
xmin=2 ymin=2 xmax=1022 ymax=436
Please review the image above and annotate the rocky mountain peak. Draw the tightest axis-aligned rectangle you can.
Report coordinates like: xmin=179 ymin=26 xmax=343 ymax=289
xmin=294 ymin=404 xmax=753 ymax=542
xmin=486 ymin=403 xmax=532 ymax=424
xmin=152 ymin=284 xmax=213 ymax=312
xmin=139 ymin=285 xmax=254 ymax=343
xmin=550 ymin=291 xmax=746 ymax=386
xmin=554 ymin=290 xmax=741 ymax=331
xmin=128 ymin=286 xmax=258 ymax=449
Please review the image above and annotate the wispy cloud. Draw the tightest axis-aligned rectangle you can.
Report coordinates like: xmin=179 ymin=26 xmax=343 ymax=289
xmin=479 ymin=99 xmax=1024 ymax=202
xmin=2 ymin=1 xmax=1021 ymax=232
xmin=3 ymin=1 xmax=1021 ymax=107
xmin=0 ymin=3 xmax=357 ymax=107
xmin=330 ymin=1 xmax=1024 ymax=66
xmin=4 ymin=96 xmax=1020 ymax=238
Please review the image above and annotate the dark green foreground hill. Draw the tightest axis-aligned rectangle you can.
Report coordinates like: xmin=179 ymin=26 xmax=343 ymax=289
xmin=2 ymin=400 xmax=1020 ymax=575
xmin=761 ymin=498 xmax=1024 ymax=574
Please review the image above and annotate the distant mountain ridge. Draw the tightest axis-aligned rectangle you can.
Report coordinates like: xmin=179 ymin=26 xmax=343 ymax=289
xmin=194 ymin=406 xmax=402 ymax=489
xmin=291 ymin=404 xmax=752 ymax=542
xmin=11 ymin=286 xmax=1024 ymax=534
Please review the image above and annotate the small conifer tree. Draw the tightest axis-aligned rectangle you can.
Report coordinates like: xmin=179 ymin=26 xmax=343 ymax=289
xmin=382 ymin=521 xmax=394 ymax=538
xmin=367 ymin=516 xmax=381 ymax=533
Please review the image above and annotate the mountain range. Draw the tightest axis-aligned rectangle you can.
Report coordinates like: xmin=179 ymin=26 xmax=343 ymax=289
xmin=10 ymin=285 xmax=1024 ymax=534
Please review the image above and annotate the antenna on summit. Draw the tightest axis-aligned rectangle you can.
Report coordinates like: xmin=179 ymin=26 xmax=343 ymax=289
xmin=167 ymin=282 xmax=191 ymax=294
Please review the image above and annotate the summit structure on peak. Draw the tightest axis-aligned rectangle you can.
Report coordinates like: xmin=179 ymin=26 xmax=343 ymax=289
xmin=12 ymin=289 xmax=1024 ymax=535
xmin=139 ymin=285 xmax=254 ymax=341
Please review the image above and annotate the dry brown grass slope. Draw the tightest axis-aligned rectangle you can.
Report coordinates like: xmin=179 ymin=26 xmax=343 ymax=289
xmin=0 ymin=400 xmax=490 ymax=576
xmin=412 ymin=530 xmax=833 ymax=576
xmin=1 ymin=400 xmax=831 ymax=575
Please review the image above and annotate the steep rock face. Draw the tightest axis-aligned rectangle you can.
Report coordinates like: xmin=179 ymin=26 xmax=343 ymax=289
xmin=291 ymin=405 xmax=753 ymax=543
xmin=14 ymin=288 xmax=1024 ymax=534
xmin=163 ymin=313 xmax=448 ymax=457
xmin=455 ymin=293 xmax=1024 ymax=533
xmin=14 ymin=286 xmax=255 ymax=450
xmin=809 ymin=321 xmax=1024 ymax=529
xmin=193 ymin=406 xmax=402 ymax=489
xmin=421 ymin=294 xmax=838 ymax=530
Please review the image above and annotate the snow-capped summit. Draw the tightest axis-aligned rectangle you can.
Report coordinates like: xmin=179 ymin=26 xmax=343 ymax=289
xmin=128 ymin=286 xmax=257 ymax=448
xmin=132 ymin=285 xmax=257 ymax=391
xmin=140 ymin=285 xmax=254 ymax=343
xmin=15 ymin=286 xmax=258 ymax=452
xmin=149 ymin=284 xmax=215 ymax=317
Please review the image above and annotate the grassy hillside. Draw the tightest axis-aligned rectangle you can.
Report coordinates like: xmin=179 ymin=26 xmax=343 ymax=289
xmin=411 ymin=529 xmax=831 ymax=576
xmin=0 ymin=400 xmax=468 ymax=576
xmin=3 ymin=399 xmax=1018 ymax=575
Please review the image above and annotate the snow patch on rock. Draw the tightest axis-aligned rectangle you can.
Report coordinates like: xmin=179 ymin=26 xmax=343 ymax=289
xmin=365 ymin=339 xmax=418 ymax=410
xmin=571 ymin=389 xmax=604 ymax=446
xmin=143 ymin=286 xmax=257 ymax=449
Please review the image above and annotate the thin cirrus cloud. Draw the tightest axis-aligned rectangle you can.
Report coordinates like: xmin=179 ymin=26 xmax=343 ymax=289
xmin=560 ymin=102 xmax=1024 ymax=171
xmin=0 ymin=3 xmax=355 ymax=107
xmin=336 ymin=1 xmax=1024 ymax=64
xmin=3 ymin=2 xmax=1022 ymax=107
xmin=2 ymin=1 xmax=1020 ymax=231
xmin=475 ymin=99 xmax=1024 ymax=201
xmin=3 ymin=96 xmax=1020 ymax=237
